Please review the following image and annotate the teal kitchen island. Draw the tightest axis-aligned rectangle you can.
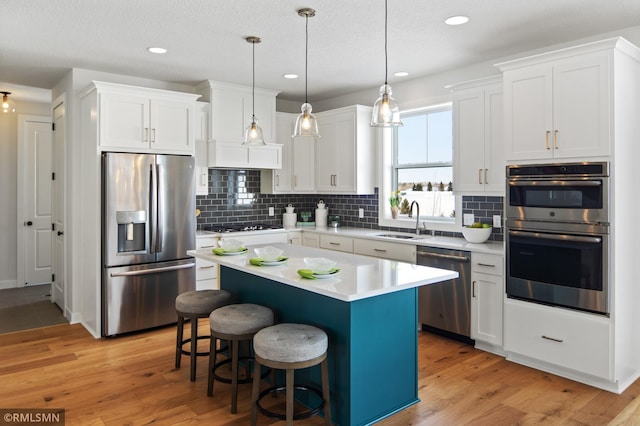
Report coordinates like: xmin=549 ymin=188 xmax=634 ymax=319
xmin=188 ymin=243 xmax=457 ymax=425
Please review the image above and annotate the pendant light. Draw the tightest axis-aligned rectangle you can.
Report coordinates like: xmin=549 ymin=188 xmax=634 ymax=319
xmin=1 ymin=92 xmax=16 ymax=114
xmin=293 ymin=8 xmax=320 ymax=138
xmin=243 ymin=36 xmax=266 ymax=145
xmin=370 ymin=0 xmax=403 ymax=127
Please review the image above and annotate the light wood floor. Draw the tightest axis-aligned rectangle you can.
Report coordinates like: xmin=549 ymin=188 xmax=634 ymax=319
xmin=1 ymin=322 xmax=639 ymax=425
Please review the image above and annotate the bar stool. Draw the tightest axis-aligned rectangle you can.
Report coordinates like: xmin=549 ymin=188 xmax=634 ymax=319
xmin=251 ymin=323 xmax=331 ymax=426
xmin=175 ymin=289 xmax=232 ymax=381
xmin=208 ymin=303 xmax=275 ymax=414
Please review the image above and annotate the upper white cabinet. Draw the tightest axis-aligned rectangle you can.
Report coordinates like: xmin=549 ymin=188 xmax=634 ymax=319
xmin=90 ymin=81 xmax=199 ymax=155
xmin=498 ymin=41 xmax=614 ymax=161
xmin=261 ymin=113 xmax=316 ymax=194
xmin=195 ymin=80 xmax=282 ymax=169
xmin=194 ymin=102 xmax=209 ymax=196
xmin=451 ymin=77 xmax=504 ymax=194
xmin=315 ymin=105 xmax=375 ymax=194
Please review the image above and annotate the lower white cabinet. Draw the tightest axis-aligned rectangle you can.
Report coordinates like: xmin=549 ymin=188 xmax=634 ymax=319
xmin=504 ymin=298 xmax=611 ymax=379
xmin=319 ymin=235 xmax=354 ymax=253
xmin=287 ymin=232 xmax=302 ymax=246
xmin=302 ymin=233 xmax=320 ymax=248
xmin=470 ymin=253 xmax=504 ymax=349
xmin=353 ymin=238 xmax=416 ymax=263
xmin=195 ymin=236 xmax=219 ymax=290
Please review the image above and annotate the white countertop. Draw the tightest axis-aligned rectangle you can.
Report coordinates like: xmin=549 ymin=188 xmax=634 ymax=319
xmin=187 ymin=243 xmax=458 ymax=302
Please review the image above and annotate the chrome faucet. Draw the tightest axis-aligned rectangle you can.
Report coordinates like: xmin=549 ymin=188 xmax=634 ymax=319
xmin=408 ymin=201 xmax=420 ymax=235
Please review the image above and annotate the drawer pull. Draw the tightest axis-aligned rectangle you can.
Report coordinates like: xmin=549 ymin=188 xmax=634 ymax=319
xmin=477 ymin=263 xmax=496 ymax=268
xmin=542 ymin=335 xmax=564 ymax=343
xmin=199 ymin=265 xmax=215 ymax=270
xmin=200 ymin=245 xmax=216 ymax=248
xmin=330 ymin=242 xmax=340 ymax=246
xmin=373 ymin=248 xmax=387 ymax=253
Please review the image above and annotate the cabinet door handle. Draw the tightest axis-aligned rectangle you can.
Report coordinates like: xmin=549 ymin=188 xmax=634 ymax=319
xmin=152 ymin=128 xmax=157 ymax=143
xmin=478 ymin=169 xmax=483 ymax=185
xmin=542 ymin=335 xmax=564 ymax=343
xmin=472 ymin=280 xmax=476 ymax=298
xmin=477 ymin=263 xmax=496 ymax=268
xmin=276 ymin=175 xmax=280 ymax=187
xmin=145 ymin=127 xmax=149 ymax=143
xmin=294 ymin=175 xmax=297 ymax=187
xmin=484 ymin=169 xmax=488 ymax=184
xmin=553 ymin=130 xmax=558 ymax=149
xmin=545 ymin=130 xmax=550 ymax=149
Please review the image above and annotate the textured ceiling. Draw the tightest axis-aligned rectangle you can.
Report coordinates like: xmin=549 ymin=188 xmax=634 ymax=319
xmin=1 ymin=0 xmax=639 ymax=102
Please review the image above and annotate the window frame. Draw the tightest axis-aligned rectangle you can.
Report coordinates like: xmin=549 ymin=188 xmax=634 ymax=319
xmin=377 ymin=103 xmax=462 ymax=233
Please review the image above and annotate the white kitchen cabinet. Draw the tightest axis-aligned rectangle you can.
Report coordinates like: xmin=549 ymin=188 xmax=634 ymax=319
xmin=470 ymin=253 xmax=504 ymax=350
xmin=353 ymin=238 xmax=416 ymax=263
xmin=261 ymin=113 xmax=316 ymax=194
xmin=451 ymin=77 xmax=504 ymax=194
xmin=302 ymin=232 xmax=320 ymax=248
xmin=287 ymin=232 xmax=302 ymax=246
xmin=319 ymin=234 xmax=354 ymax=253
xmin=195 ymin=80 xmax=282 ymax=169
xmin=195 ymin=236 xmax=219 ymax=290
xmin=194 ymin=102 xmax=209 ymax=196
xmin=504 ymin=298 xmax=611 ymax=379
xmin=498 ymin=43 xmax=612 ymax=161
xmin=93 ymin=81 xmax=198 ymax=155
xmin=315 ymin=105 xmax=375 ymax=194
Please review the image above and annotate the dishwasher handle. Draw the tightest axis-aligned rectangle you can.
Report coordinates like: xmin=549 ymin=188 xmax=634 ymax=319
xmin=417 ymin=251 xmax=470 ymax=263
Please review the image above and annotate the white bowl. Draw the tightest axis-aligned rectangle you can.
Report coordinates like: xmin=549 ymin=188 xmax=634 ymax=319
xmin=253 ymin=246 xmax=283 ymax=261
xmin=304 ymin=257 xmax=337 ymax=273
xmin=461 ymin=226 xmax=492 ymax=243
xmin=218 ymin=239 xmax=244 ymax=250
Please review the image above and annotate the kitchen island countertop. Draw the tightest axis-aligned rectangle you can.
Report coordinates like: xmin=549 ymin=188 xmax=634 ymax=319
xmin=187 ymin=242 xmax=458 ymax=302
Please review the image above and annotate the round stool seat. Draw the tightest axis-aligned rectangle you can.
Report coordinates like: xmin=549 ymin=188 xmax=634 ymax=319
xmin=176 ymin=289 xmax=232 ymax=316
xmin=254 ymin=323 xmax=328 ymax=363
xmin=210 ymin=303 xmax=274 ymax=335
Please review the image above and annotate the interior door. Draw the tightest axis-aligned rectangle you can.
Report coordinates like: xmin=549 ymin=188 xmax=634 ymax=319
xmin=22 ymin=117 xmax=52 ymax=285
xmin=52 ymin=102 xmax=65 ymax=310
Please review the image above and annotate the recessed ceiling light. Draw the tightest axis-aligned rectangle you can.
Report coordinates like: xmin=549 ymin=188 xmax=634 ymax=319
xmin=444 ymin=15 xmax=469 ymax=26
xmin=147 ymin=47 xmax=167 ymax=54
xmin=283 ymin=74 xmax=298 ymax=79
xmin=394 ymin=71 xmax=409 ymax=77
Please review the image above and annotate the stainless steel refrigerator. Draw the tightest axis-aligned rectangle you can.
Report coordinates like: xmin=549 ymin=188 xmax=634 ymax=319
xmin=102 ymin=152 xmax=196 ymax=337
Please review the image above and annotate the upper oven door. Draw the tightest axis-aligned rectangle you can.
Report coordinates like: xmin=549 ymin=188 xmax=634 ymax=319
xmin=506 ymin=177 xmax=608 ymax=223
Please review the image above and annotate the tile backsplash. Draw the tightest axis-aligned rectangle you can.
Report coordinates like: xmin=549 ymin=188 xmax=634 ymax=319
xmin=196 ymin=169 xmax=504 ymax=241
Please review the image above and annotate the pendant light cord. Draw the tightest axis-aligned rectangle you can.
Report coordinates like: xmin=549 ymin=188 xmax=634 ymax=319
xmin=305 ymin=14 xmax=309 ymax=104
xmin=252 ymin=40 xmax=256 ymax=120
xmin=384 ymin=0 xmax=388 ymax=86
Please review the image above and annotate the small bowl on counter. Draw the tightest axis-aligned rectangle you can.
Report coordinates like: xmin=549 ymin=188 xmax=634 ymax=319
xmin=461 ymin=226 xmax=492 ymax=243
xmin=304 ymin=257 xmax=337 ymax=274
xmin=253 ymin=246 xmax=284 ymax=261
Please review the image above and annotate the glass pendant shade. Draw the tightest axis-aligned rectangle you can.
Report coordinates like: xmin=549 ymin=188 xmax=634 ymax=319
xmin=1 ymin=92 xmax=16 ymax=114
xmin=371 ymin=84 xmax=403 ymax=127
xmin=293 ymin=102 xmax=319 ymax=137
xmin=244 ymin=116 xmax=265 ymax=145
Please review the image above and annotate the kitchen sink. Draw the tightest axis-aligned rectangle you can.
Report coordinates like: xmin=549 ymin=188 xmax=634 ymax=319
xmin=375 ymin=233 xmax=416 ymax=240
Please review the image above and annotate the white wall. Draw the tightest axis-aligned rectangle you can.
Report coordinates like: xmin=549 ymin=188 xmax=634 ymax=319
xmin=0 ymin=101 xmax=52 ymax=290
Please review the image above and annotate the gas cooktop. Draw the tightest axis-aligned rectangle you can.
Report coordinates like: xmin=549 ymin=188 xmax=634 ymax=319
xmin=202 ymin=223 xmax=283 ymax=233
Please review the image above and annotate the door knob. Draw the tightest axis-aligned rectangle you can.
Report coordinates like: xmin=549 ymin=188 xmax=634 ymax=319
xmin=57 ymin=231 xmax=64 ymax=236
xmin=25 ymin=221 xmax=33 ymax=226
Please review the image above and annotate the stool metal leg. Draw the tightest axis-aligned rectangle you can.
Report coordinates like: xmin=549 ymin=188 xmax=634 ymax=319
xmin=250 ymin=358 xmax=262 ymax=426
xmin=190 ymin=317 xmax=198 ymax=381
xmin=175 ymin=315 xmax=184 ymax=368
xmin=207 ymin=335 xmax=216 ymax=396
xmin=231 ymin=339 xmax=240 ymax=414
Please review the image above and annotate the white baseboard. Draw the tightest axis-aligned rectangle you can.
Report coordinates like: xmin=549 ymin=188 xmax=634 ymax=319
xmin=0 ymin=280 xmax=18 ymax=290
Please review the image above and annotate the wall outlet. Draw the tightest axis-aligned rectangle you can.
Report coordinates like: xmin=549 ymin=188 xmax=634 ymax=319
xmin=268 ymin=206 xmax=274 ymax=216
xmin=493 ymin=214 xmax=502 ymax=228
xmin=358 ymin=208 xmax=364 ymax=218
xmin=463 ymin=213 xmax=475 ymax=226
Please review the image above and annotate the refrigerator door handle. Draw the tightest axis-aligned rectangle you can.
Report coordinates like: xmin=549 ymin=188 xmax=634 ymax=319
xmin=110 ymin=262 xmax=195 ymax=277
xmin=149 ymin=163 xmax=158 ymax=253
xmin=156 ymin=163 xmax=163 ymax=253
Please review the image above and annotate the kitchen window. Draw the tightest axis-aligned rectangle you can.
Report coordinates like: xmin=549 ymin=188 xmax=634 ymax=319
xmin=379 ymin=103 xmax=461 ymax=232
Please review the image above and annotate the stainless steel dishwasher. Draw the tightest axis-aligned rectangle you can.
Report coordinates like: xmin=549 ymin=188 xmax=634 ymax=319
xmin=417 ymin=246 xmax=472 ymax=340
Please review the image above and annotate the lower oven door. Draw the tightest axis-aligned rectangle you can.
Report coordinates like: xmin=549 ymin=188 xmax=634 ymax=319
xmin=506 ymin=220 xmax=609 ymax=315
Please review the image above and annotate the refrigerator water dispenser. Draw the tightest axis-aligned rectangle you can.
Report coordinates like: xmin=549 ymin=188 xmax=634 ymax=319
xmin=116 ymin=210 xmax=147 ymax=253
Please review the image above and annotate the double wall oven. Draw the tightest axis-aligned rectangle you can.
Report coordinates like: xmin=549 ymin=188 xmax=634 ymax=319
xmin=505 ymin=162 xmax=610 ymax=315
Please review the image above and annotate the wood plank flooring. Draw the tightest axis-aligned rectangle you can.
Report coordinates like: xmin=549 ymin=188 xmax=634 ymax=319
xmin=1 ymin=322 xmax=639 ymax=425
